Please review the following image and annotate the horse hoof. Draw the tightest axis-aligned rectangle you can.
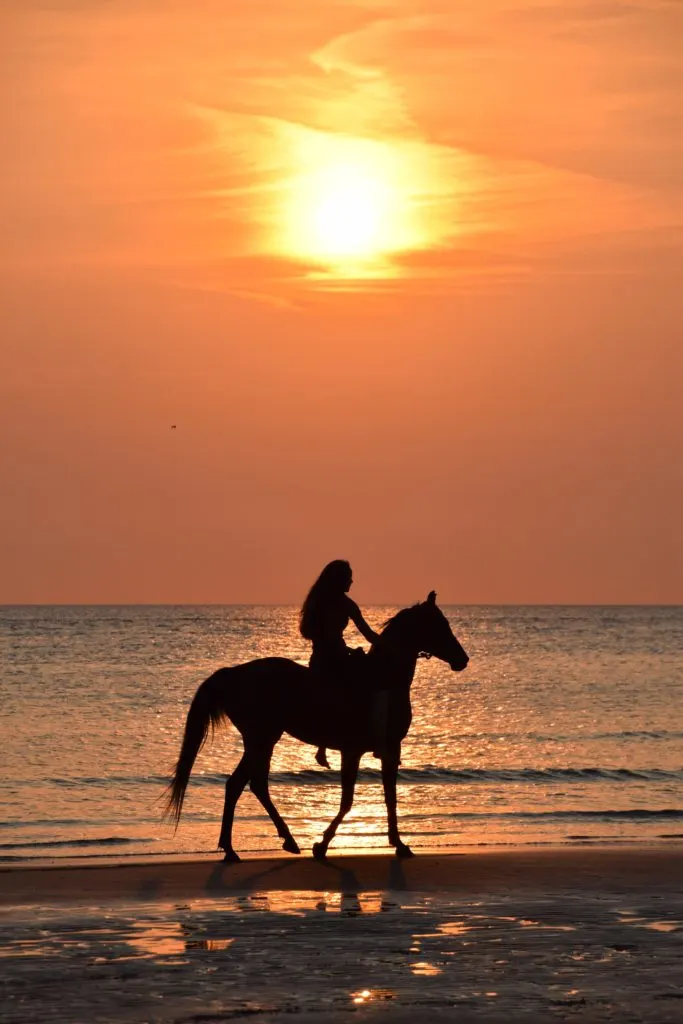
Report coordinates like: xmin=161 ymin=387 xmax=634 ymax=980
xmin=395 ymin=843 xmax=415 ymax=859
xmin=312 ymin=843 xmax=328 ymax=861
xmin=222 ymin=850 xmax=241 ymax=864
xmin=282 ymin=837 xmax=301 ymax=855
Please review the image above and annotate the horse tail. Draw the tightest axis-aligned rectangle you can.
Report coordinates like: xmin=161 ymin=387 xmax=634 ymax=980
xmin=165 ymin=669 xmax=229 ymax=827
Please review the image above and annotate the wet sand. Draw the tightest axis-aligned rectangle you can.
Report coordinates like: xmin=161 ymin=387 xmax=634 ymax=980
xmin=1 ymin=848 xmax=682 ymax=1022
xmin=2 ymin=846 xmax=682 ymax=905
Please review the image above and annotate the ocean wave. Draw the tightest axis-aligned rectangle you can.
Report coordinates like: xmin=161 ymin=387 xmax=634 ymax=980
xmin=8 ymin=765 xmax=683 ymax=790
xmin=426 ymin=808 xmax=683 ymax=821
xmin=263 ymin=766 xmax=683 ymax=785
xmin=0 ymin=836 xmax=154 ymax=851
xmin=442 ymin=730 xmax=683 ymax=742
xmin=2 ymin=816 xmax=682 ymax=863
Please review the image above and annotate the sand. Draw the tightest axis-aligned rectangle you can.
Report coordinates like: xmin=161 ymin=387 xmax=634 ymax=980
xmin=1 ymin=846 xmax=681 ymax=905
xmin=1 ymin=847 xmax=682 ymax=1023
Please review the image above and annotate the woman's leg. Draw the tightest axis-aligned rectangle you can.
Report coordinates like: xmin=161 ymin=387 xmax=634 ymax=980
xmin=310 ymin=653 xmax=336 ymax=770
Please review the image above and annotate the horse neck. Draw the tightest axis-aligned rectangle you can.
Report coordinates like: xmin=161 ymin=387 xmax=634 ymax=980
xmin=369 ymin=616 xmax=420 ymax=688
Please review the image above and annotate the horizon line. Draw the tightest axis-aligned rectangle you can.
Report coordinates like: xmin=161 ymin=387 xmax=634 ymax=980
xmin=1 ymin=602 xmax=681 ymax=609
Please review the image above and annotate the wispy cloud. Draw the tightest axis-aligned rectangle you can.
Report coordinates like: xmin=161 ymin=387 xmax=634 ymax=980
xmin=2 ymin=0 xmax=679 ymax=297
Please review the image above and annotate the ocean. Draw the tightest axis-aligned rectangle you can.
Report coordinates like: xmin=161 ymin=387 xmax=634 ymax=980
xmin=1 ymin=605 xmax=681 ymax=863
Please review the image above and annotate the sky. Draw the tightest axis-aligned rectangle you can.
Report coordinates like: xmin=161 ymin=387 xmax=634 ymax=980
xmin=1 ymin=0 xmax=681 ymax=604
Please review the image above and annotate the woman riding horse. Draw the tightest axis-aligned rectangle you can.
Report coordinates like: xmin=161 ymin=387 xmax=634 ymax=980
xmin=299 ymin=560 xmax=380 ymax=768
xmin=166 ymin=592 xmax=469 ymax=862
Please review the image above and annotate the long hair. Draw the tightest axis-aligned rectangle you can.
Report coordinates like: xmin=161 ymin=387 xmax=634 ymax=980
xmin=299 ymin=560 xmax=352 ymax=640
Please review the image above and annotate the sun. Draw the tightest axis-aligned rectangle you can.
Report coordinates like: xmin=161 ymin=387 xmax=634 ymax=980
xmin=302 ymin=164 xmax=395 ymax=260
xmin=280 ymin=134 xmax=417 ymax=274
xmin=200 ymin=104 xmax=474 ymax=286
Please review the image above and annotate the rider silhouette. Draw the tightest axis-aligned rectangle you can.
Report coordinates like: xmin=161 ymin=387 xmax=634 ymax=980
xmin=299 ymin=560 xmax=380 ymax=768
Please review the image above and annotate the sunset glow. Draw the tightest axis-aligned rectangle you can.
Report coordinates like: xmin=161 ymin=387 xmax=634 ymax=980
xmin=2 ymin=1 xmax=681 ymax=604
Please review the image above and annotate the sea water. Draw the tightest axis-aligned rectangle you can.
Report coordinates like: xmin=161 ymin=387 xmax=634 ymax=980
xmin=1 ymin=605 xmax=681 ymax=862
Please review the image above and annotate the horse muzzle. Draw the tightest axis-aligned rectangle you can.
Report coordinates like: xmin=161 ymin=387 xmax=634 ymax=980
xmin=449 ymin=653 xmax=469 ymax=672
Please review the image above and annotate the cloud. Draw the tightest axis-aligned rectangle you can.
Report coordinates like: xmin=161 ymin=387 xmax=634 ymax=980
xmin=3 ymin=0 xmax=679 ymax=294
xmin=321 ymin=1 xmax=682 ymax=198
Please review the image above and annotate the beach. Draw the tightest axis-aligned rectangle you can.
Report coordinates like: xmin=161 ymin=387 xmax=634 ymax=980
xmin=3 ymin=606 xmax=682 ymax=1020
xmin=2 ymin=847 xmax=682 ymax=1023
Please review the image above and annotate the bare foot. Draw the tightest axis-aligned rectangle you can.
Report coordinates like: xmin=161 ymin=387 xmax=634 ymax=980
xmin=315 ymin=747 xmax=331 ymax=769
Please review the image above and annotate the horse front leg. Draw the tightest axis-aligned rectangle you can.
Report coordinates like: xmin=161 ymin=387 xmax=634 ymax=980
xmin=382 ymin=744 xmax=413 ymax=858
xmin=313 ymin=748 xmax=362 ymax=860
xmin=219 ymin=753 xmax=250 ymax=863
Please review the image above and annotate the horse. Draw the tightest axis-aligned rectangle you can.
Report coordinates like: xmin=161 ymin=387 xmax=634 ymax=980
xmin=166 ymin=591 xmax=469 ymax=861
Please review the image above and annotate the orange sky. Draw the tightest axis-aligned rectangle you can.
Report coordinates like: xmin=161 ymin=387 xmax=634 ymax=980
xmin=1 ymin=0 xmax=681 ymax=604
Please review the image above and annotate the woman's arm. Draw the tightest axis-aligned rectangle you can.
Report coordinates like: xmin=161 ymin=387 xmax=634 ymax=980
xmin=346 ymin=598 xmax=380 ymax=645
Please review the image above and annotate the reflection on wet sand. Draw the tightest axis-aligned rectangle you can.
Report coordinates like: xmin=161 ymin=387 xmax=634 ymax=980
xmin=2 ymin=940 xmax=55 ymax=959
xmin=615 ymin=908 xmax=682 ymax=934
xmin=128 ymin=920 xmax=237 ymax=958
xmin=350 ymin=987 xmax=395 ymax=1004
xmin=410 ymin=960 xmax=443 ymax=976
xmin=519 ymin=917 xmax=576 ymax=931
xmin=186 ymin=937 xmax=234 ymax=951
xmin=414 ymin=918 xmax=471 ymax=938
xmin=2 ymin=890 xmax=683 ymax=1022
xmin=128 ymin=921 xmax=187 ymax=958
xmin=202 ymin=889 xmax=397 ymax=917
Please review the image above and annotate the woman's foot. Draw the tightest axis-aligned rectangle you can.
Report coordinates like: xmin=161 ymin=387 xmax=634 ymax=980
xmin=315 ymin=747 xmax=331 ymax=769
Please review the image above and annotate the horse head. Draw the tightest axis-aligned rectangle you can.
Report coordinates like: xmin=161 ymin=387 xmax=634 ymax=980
xmin=411 ymin=591 xmax=469 ymax=671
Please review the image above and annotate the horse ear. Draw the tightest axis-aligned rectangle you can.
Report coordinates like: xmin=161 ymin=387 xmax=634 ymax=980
xmin=426 ymin=590 xmax=437 ymax=605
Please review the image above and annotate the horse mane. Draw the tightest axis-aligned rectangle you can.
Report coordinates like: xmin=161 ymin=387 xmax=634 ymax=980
xmin=380 ymin=603 xmax=422 ymax=636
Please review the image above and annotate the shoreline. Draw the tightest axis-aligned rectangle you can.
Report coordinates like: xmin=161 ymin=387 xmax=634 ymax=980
xmin=2 ymin=844 xmax=681 ymax=906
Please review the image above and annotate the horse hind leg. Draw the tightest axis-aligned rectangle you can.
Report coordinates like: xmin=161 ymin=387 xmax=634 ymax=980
xmin=219 ymin=753 xmax=250 ymax=863
xmin=313 ymin=749 xmax=362 ymax=860
xmin=247 ymin=740 xmax=301 ymax=856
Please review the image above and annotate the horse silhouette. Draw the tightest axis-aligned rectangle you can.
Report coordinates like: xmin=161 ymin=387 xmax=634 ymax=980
xmin=166 ymin=591 xmax=469 ymax=861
